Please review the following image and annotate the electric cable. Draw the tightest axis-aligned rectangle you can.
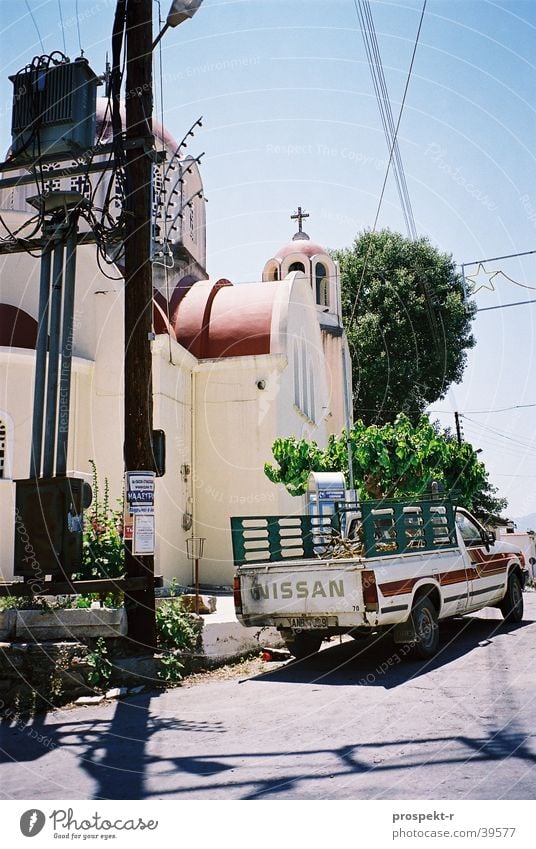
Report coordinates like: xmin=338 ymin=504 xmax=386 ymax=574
xmin=24 ymin=0 xmax=45 ymax=53
xmin=462 ymin=402 xmax=536 ymax=414
xmin=476 ymin=298 xmax=536 ymax=313
xmin=75 ymin=0 xmax=84 ymax=56
xmin=356 ymin=0 xmax=417 ymax=239
xmin=58 ymin=0 xmax=67 ymax=55
xmin=461 ymin=415 xmax=536 ymax=454
xmin=347 ymin=0 xmax=427 ymax=331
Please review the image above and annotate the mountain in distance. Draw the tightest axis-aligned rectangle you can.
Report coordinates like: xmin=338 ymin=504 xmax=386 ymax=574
xmin=512 ymin=513 xmax=536 ymax=533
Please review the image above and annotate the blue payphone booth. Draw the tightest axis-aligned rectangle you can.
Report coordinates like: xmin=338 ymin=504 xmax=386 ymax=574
xmin=307 ymin=471 xmax=346 ymax=519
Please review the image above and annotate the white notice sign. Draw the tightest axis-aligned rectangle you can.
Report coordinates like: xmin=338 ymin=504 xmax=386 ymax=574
xmin=133 ymin=514 xmax=155 ymax=555
xmin=126 ymin=471 xmax=155 ymax=515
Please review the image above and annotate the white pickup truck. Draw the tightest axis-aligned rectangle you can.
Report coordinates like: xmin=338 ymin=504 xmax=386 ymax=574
xmin=231 ymin=497 xmax=527 ymax=660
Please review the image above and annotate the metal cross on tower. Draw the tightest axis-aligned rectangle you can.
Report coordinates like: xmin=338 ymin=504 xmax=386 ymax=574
xmin=291 ymin=206 xmax=309 ymax=233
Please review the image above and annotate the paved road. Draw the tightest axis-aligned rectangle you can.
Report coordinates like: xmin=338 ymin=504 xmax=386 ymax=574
xmin=1 ymin=595 xmax=536 ymax=800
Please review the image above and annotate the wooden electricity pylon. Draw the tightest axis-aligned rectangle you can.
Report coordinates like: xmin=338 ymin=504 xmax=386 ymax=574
xmin=123 ymin=0 xmax=156 ymax=649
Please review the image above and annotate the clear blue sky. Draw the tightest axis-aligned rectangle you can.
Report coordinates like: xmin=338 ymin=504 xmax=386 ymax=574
xmin=2 ymin=0 xmax=536 ymax=521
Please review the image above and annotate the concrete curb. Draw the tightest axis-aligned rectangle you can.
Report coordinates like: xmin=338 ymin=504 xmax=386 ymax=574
xmin=15 ymin=608 xmax=127 ymax=641
xmin=200 ymin=618 xmax=284 ymax=662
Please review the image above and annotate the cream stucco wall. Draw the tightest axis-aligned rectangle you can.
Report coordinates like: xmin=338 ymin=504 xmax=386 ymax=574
xmin=192 ymin=353 xmax=294 ymax=585
xmin=190 ymin=274 xmax=332 ymax=585
xmin=0 ymin=350 xmax=94 ymax=581
xmin=151 ymin=336 xmax=196 ymax=585
xmin=321 ymin=331 xmax=353 ymax=437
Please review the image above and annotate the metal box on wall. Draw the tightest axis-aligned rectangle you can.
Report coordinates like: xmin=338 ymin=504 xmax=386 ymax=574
xmin=14 ymin=477 xmax=90 ymax=579
xmin=10 ymin=56 xmax=100 ymax=161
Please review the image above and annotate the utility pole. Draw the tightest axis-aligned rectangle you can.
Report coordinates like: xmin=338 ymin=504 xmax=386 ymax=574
xmin=123 ymin=0 xmax=156 ymax=649
xmin=454 ymin=411 xmax=463 ymax=446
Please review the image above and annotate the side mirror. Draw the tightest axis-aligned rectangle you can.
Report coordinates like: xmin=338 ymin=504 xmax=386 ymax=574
xmin=482 ymin=529 xmax=495 ymax=550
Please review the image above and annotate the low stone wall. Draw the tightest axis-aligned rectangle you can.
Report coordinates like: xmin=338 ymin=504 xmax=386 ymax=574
xmin=0 ymin=638 xmax=158 ymax=714
xmin=0 ymin=610 xmax=16 ymax=641
xmin=0 ymin=641 xmax=93 ymax=714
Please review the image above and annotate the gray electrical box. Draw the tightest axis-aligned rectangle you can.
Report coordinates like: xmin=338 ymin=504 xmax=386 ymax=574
xmin=10 ymin=56 xmax=100 ymax=161
xmin=14 ymin=476 xmax=92 ymax=579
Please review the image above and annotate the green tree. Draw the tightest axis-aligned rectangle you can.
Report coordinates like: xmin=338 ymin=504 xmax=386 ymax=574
xmin=332 ymin=229 xmax=476 ymax=424
xmin=265 ymin=415 xmax=506 ymax=522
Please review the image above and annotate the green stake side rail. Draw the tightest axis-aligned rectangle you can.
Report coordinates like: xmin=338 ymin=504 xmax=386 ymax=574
xmin=231 ymin=496 xmax=458 ymax=567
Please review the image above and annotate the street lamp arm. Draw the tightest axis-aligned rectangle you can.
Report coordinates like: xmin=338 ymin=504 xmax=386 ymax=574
xmin=151 ymin=22 xmax=169 ymax=51
xmin=152 ymin=0 xmax=204 ymax=50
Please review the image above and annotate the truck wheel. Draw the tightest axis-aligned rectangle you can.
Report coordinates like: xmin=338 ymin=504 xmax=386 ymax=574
xmin=285 ymin=633 xmax=322 ymax=660
xmin=499 ymin=572 xmax=524 ymax=623
xmin=410 ymin=597 xmax=439 ymax=660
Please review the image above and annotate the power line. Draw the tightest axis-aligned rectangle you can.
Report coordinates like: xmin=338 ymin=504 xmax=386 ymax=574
xmin=494 ymin=473 xmax=536 ymax=478
xmin=75 ymin=0 xmax=84 ymax=56
xmin=476 ymin=297 xmax=536 ymax=313
xmin=461 ymin=415 xmax=536 ymax=454
xmin=462 ymin=403 xmax=536 ymax=414
xmin=356 ymin=0 xmax=417 ymax=239
xmin=58 ymin=0 xmax=67 ymax=54
xmin=24 ymin=0 xmax=45 ymax=53
xmin=348 ymin=0 xmax=427 ymax=330
xmin=462 ymin=430 xmax=536 ymax=460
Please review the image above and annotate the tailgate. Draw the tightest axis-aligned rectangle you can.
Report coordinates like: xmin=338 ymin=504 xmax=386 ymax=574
xmin=236 ymin=559 xmax=364 ymax=625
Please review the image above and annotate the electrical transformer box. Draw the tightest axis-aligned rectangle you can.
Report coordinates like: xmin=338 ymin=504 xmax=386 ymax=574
xmin=14 ymin=476 xmax=92 ymax=579
xmin=9 ymin=55 xmax=100 ymax=161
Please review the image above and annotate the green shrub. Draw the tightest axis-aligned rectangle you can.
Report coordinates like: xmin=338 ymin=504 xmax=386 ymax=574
xmin=156 ymin=600 xmax=201 ymax=683
xmin=79 ymin=460 xmax=124 ymax=580
xmin=86 ymin=637 xmax=112 ymax=690
xmin=156 ymin=600 xmax=200 ymax=651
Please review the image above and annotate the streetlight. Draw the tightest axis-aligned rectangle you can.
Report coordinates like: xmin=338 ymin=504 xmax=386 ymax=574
xmin=152 ymin=0 xmax=205 ymax=50
xmin=186 ymin=537 xmax=206 ymax=614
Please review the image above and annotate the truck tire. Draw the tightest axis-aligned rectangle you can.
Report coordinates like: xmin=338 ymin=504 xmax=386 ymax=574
xmin=409 ymin=597 xmax=439 ymax=660
xmin=285 ymin=633 xmax=322 ymax=660
xmin=499 ymin=572 xmax=524 ymax=623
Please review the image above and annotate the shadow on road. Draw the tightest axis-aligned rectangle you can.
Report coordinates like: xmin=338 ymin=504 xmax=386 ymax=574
xmin=0 ymin=693 xmax=230 ymax=798
xmin=2 ymin=691 xmax=535 ymax=800
xmin=251 ymin=613 xmax=534 ymax=689
xmin=0 ymin=612 xmax=534 ymax=800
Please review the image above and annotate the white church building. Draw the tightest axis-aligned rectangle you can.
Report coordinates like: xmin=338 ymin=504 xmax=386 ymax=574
xmin=0 ymin=108 xmax=352 ymax=587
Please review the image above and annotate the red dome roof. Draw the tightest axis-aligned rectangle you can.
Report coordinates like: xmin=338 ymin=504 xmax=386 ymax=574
xmin=175 ymin=280 xmax=279 ymax=359
xmin=274 ymin=238 xmax=328 ymax=260
xmin=95 ymin=98 xmax=178 ymax=152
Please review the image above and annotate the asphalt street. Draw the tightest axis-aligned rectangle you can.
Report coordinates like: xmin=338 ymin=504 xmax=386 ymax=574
xmin=1 ymin=594 xmax=535 ymax=801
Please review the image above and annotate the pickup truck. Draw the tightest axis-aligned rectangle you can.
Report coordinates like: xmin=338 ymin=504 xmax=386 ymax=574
xmin=231 ymin=497 xmax=528 ymax=660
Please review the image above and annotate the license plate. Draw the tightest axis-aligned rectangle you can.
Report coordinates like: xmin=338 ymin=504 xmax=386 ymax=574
xmin=278 ymin=616 xmax=338 ymax=630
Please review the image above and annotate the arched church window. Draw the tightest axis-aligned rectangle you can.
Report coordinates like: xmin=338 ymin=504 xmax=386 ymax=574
xmin=288 ymin=261 xmax=305 ymax=273
xmin=293 ymin=341 xmax=300 ymax=408
xmin=315 ymin=263 xmax=329 ymax=307
xmin=301 ymin=339 xmax=309 ymax=418
xmin=309 ymin=368 xmax=315 ymax=423
xmin=268 ymin=264 xmax=279 ymax=281
xmin=0 ymin=420 xmax=6 ymax=479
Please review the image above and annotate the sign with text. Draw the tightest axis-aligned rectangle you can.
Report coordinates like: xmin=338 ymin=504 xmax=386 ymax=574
xmin=133 ymin=513 xmax=155 ymax=556
xmin=126 ymin=471 xmax=155 ymax=515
